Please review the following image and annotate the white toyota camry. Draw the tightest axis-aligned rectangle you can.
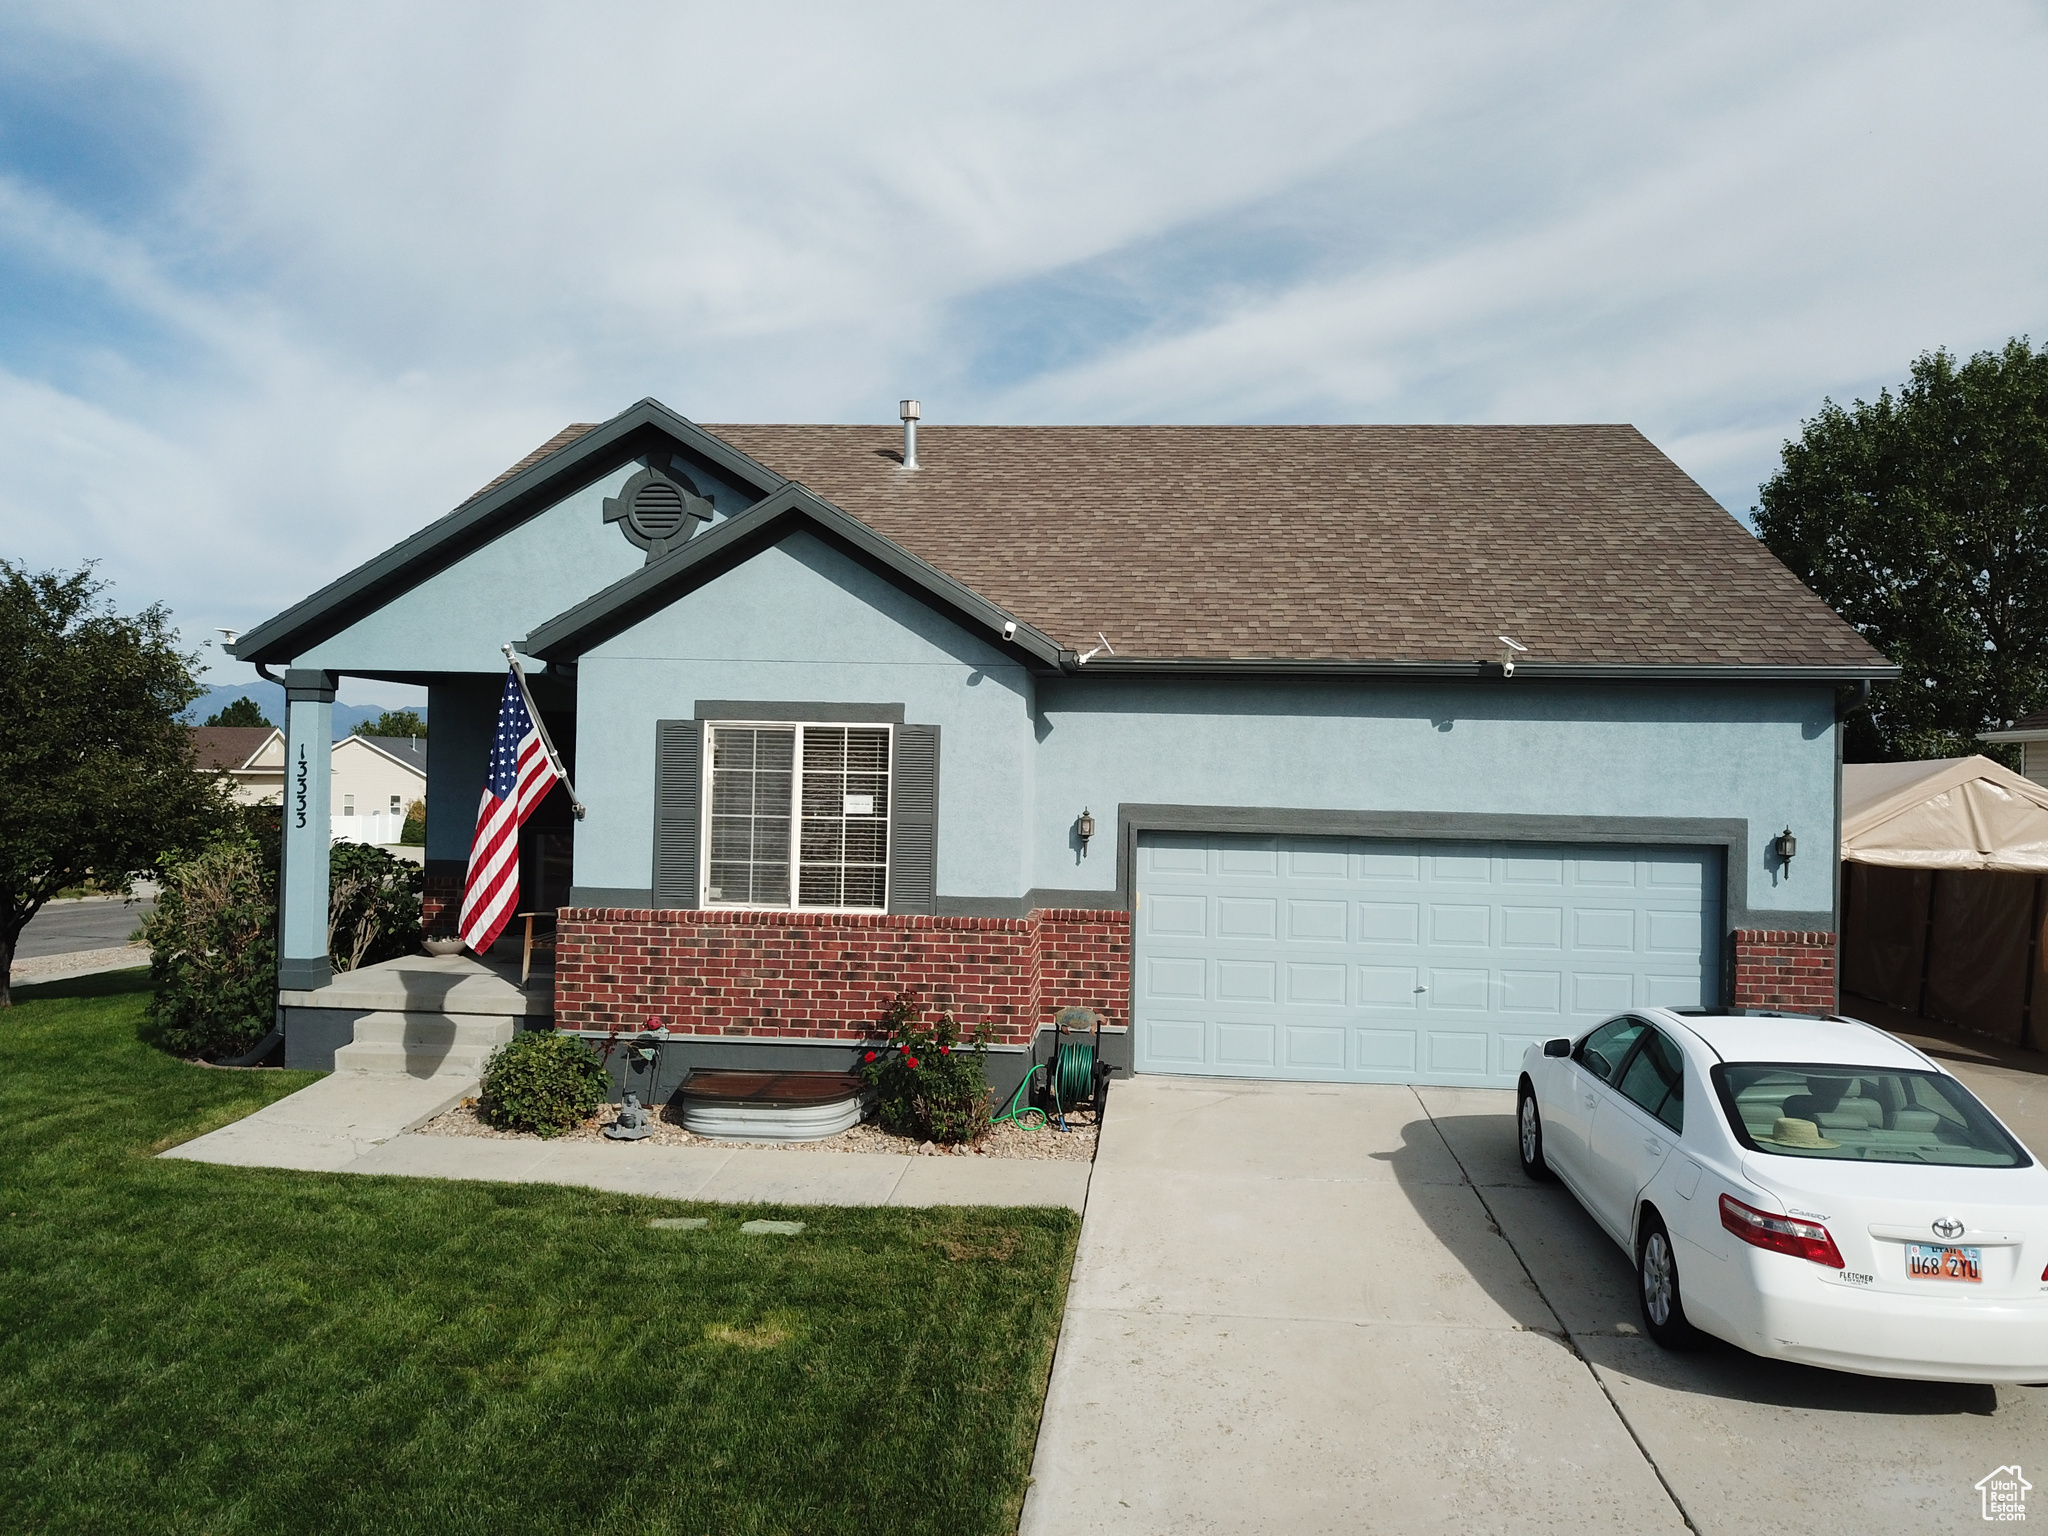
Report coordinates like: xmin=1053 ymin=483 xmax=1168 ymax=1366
xmin=1517 ymin=1008 xmax=2048 ymax=1382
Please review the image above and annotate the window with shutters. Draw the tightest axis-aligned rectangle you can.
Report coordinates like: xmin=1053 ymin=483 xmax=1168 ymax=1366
xmin=704 ymin=723 xmax=891 ymax=910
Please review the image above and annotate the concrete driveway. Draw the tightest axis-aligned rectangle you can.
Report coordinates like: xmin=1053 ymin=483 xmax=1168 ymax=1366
xmin=1022 ymin=1076 xmax=2047 ymax=1536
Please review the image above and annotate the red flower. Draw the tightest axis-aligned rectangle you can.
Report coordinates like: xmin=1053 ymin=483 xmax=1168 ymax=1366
xmin=939 ymin=1044 xmax=950 ymax=1054
xmin=906 ymin=1056 xmax=920 ymax=1069
xmin=863 ymin=1050 xmax=877 ymax=1062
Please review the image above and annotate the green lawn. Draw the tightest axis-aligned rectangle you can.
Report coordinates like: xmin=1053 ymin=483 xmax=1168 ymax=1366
xmin=0 ymin=973 xmax=1080 ymax=1535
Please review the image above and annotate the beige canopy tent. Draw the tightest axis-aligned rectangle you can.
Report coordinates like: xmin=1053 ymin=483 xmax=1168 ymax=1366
xmin=1840 ymin=756 xmax=2048 ymax=1046
xmin=1843 ymin=755 xmax=2048 ymax=872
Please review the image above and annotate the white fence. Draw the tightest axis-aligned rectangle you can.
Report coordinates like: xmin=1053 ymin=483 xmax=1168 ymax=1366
xmin=333 ymin=809 xmax=409 ymax=846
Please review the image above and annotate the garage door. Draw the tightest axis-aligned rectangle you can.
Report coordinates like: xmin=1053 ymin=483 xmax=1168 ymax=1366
xmin=1133 ymin=833 xmax=1721 ymax=1087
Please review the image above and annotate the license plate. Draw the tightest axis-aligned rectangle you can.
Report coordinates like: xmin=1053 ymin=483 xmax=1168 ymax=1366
xmin=1906 ymin=1243 xmax=1983 ymax=1282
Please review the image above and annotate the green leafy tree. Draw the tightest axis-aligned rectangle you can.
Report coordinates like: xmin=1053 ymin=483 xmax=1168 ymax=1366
xmin=353 ymin=708 xmax=427 ymax=739
xmin=203 ymin=695 xmax=273 ymax=728
xmin=0 ymin=562 xmax=231 ymax=1006
xmin=1755 ymin=338 xmax=2048 ymax=761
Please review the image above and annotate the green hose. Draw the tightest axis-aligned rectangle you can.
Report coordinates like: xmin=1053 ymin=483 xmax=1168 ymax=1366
xmin=1051 ymin=1040 xmax=1096 ymax=1106
xmin=1050 ymin=1038 xmax=1097 ymax=1128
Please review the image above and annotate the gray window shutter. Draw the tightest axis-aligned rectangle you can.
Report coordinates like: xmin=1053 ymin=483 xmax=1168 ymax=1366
xmin=654 ymin=719 xmax=703 ymax=908
xmin=889 ymin=724 xmax=939 ymax=914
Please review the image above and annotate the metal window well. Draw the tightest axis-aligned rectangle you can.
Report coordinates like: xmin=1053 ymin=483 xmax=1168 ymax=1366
xmin=675 ymin=1069 xmax=867 ymax=1141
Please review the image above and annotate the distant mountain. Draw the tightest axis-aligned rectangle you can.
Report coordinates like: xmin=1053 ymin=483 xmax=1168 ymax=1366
xmin=182 ymin=681 xmax=426 ymax=741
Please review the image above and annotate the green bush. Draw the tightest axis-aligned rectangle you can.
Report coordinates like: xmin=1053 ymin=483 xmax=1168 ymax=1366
xmin=480 ymin=1030 xmax=609 ymax=1137
xmin=398 ymin=798 xmax=426 ymax=846
xmin=859 ymin=996 xmax=992 ymax=1145
xmin=327 ymin=842 xmax=422 ymax=971
xmin=141 ymin=841 xmax=277 ymax=1058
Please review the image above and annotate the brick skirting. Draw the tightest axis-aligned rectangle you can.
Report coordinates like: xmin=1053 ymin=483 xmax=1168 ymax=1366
xmin=552 ymin=907 xmax=1131 ymax=1043
xmin=1731 ymin=928 xmax=1836 ymax=1013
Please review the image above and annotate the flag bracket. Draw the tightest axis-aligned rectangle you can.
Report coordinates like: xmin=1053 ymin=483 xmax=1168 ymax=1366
xmin=502 ymin=644 xmax=587 ymax=820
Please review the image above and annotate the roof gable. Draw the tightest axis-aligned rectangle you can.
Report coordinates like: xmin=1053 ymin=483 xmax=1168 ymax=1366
xmin=189 ymin=726 xmax=282 ymax=771
xmin=232 ymin=400 xmax=787 ymax=667
xmin=523 ymin=483 xmax=1064 ymax=668
xmin=335 ymin=734 xmax=429 ymax=776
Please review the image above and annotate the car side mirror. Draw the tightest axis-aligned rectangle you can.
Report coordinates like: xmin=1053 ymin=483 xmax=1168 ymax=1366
xmin=1543 ymin=1038 xmax=1572 ymax=1058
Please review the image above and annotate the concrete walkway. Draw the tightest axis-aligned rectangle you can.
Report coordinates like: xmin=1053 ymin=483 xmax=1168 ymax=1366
xmin=161 ymin=1071 xmax=1091 ymax=1210
xmin=1023 ymin=1075 xmax=2048 ymax=1536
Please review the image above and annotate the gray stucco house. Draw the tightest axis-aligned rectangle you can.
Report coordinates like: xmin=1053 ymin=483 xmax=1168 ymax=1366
xmin=231 ymin=399 xmax=1892 ymax=1087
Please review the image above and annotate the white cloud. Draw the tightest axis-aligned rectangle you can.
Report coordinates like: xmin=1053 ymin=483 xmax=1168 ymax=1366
xmin=1 ymin=0 xmax=2045 ymax=683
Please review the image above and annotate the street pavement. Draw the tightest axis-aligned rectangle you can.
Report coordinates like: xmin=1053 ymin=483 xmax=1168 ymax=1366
xmin=1022 ymin=1075 xmax=2046 ymax=1536
xmin=16 ymin=894 xmax=156 ymax=959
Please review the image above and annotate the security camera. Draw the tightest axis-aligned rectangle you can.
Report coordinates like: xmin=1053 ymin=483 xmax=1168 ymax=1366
xmin=1497 ymin=634 xmax=1527 ymax=677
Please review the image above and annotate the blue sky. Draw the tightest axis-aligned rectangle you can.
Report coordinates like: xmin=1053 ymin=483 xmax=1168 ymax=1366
xmin=3 ymin=2 xmax=2046 ymax=706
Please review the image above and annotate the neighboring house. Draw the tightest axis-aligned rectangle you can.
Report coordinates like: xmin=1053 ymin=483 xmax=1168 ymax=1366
xmin=189 ymin=725 xmax=286 ymax=804
xmin=229 ymin=399 xmax=1894 ymax=1076
xmin=188 ymin=726 xmax=425 ymax=844
xmin=331 ymin=735 xmax=428 ymax=846
xmin=1980 ymin=710 xmax=2048 ymax=785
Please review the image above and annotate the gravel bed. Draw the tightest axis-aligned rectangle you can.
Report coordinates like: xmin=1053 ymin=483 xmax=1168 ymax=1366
xmin=417 ymin=1098 xmax=1099 ymax=1161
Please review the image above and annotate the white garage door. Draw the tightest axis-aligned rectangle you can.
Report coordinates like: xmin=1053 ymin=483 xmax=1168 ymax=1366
xmin=1133 ymin=833 xmax=1721 ymax=1087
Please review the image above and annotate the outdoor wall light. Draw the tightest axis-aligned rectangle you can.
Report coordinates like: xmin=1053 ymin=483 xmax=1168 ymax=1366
xmin=1077 ymin=808 xmax=1097 ymax=855
xmin=1773 ymin=827 xmax=1797 ymax=867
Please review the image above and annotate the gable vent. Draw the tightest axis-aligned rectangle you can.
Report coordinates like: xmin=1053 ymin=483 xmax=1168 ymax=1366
xmin=632 ymin=480 xmax=686 ymax=539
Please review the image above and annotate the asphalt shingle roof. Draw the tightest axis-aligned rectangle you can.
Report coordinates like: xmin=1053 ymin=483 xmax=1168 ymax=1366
xmin=188 ymin=726 xmax=278 ymax=770
xmin=682 ymin=423 xmax=1883 ymax=668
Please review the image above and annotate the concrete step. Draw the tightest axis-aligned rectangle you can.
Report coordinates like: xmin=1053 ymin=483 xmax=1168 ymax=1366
xmin=331 ymin=1011 xmax=517 ymax=1077
xmin=347 ymin=1012 xmax=517 ymax=1051
xmin=331 ymin=1041 xmax=497 ymax=1078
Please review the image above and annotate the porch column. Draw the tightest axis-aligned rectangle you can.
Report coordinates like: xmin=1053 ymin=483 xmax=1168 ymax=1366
xmin=280 ymin=669 xmax=336 ymax=991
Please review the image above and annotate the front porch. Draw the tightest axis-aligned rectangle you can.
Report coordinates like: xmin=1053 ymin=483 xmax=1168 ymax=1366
xmin=280 ymin=950 xmax=552 ymax=1073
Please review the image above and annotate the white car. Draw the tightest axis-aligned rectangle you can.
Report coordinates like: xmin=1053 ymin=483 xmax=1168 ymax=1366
xmin=1517 ymin=1009 xmax=2048 ymax=1383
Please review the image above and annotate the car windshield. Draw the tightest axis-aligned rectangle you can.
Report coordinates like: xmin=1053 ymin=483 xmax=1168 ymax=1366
xmin=1712 ymin=1063 xmax=2029 ymax=1167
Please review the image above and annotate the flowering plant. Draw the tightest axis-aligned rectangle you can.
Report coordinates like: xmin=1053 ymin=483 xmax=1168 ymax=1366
xmin=859 ymin=993 xmax=992 ymax=1144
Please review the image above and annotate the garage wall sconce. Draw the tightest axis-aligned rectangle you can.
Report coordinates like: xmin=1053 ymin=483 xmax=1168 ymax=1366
xmin=1773 ymin=827 xmax=1797 ymax=867
xmin=1077 ymin=808 xmax=1096 ymax=855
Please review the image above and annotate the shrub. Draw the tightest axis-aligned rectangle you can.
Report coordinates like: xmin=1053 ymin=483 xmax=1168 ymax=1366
xmin=327 ymin=842 xmax=422 ymax=971
xmin=859 ymin=996 xmax=992 ymax=1145
xmin=142 ymin=841 xmax=277 ymax=1057
xmin=399 ymin=798 xmax=426 ymax=845
xmin=480 ymin=1030 xmax=609 ymax=1137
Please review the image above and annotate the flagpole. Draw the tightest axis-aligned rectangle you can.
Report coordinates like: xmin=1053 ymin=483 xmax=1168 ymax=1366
xmin=501 ymin=644 xmax=586 ymax=820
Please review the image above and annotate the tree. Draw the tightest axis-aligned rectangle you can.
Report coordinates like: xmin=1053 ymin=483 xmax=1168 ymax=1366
xmin=1755 ymin=338 xmax=2048 ymax=762
xmin=353 ymin=708 xmax=427 ymax=739
xmin=0 ymin=563 xmax=231 ymax=1006
xmin=204 ymin=695 xmax=272 ymax=728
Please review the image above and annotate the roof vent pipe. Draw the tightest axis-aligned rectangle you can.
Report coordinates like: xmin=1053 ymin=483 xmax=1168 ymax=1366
xmin=900 ymin=399 xmax=920 ymax=469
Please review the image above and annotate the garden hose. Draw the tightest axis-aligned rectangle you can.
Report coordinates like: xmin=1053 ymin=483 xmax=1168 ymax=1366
xmin=1049 ymin=1038 xmax=1098 ymax=1129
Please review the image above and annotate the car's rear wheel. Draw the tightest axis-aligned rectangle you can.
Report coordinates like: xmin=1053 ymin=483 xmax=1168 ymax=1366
xmin=1636 ymin=1211 xmax=1704 ymax=1350
xmin=1517 ymin=1082 xmax=1551 ymax=1181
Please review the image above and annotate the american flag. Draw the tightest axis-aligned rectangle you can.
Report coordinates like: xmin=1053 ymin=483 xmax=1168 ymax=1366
xmin=459 ymin=669 xmax=560 ymax=953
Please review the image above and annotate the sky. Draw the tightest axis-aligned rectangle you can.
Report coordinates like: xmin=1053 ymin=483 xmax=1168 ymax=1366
xmin=3 ymin=2 xmax=2046 ymax=707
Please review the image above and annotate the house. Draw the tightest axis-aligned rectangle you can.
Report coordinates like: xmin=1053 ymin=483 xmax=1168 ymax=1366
xmin=330 ymin=734 xmax=428 ymax=847
xmin=189 ymin=725 xmax=285 ymax=804
xmin=1981 ymin=710 xmax=2048 ymax=785
xmin=188 ymin=726 xmax=425 ymax=846
xmin=228 ymin=399 xmax=1894 ymax=1078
